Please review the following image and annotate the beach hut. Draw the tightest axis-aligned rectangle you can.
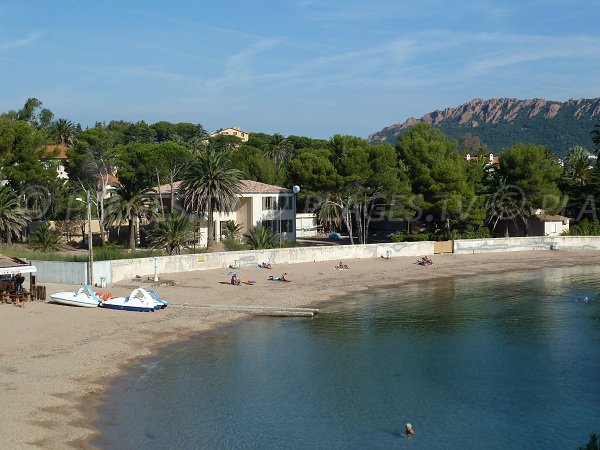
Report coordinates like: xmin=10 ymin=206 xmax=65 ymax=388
xmin=0 ymin=255 xmax=38 ymax=303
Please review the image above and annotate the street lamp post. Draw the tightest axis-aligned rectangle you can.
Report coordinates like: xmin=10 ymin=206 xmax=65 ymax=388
xmin=76 ymin=192 xmax=94 ymax=286
xmin=292 ymin=185 xmax=300 ymax=242
xmin=278 ymin=196 xmax=282 ymax=248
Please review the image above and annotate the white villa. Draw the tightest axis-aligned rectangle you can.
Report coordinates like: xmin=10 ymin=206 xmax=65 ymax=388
xmin=150 ymin=180 xmax=297 ymax=246
xmin=45 ymin=145 xmax=69 ymax=179
xmin=528 ymin=209 xmax=570 ymax=237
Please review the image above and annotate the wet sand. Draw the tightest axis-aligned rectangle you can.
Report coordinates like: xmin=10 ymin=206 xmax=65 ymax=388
xmin=2 ymin=250 xmax=600 ymax=449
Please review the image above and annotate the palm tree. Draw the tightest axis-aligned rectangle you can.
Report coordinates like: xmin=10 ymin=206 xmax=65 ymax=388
xmin=223 ymin=220 xmax=243 ymax=239
xmin=180 ymin=150 xmax=242 ymax=250
xmin=29 ymin=224 xmax=60 ymax=252
xmin=0 ymin=187 xmax=29 ymax=243
xmin=104 ymin=184 xmax=158 ymax=250
xmin=267 ymin=133 xmax=291 ymax=179
xmin=564 ymin=145 xmax=592 ymax=184
xmin=483 ymin=173 xmax=528 ymax=237
xmin=147 ymin=211 xmax=195 ymax=255
xmin=53 ymin=118 xmax=78 ymax=147
xmin=244 ymin=227 xmax=278 ymax=249
xmin=316 ymin=199 xmax=342 ymax=233
xmin=186 ymin=136 xmax=207 ymax=156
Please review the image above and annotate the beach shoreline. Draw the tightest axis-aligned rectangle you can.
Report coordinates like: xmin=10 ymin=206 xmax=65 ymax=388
xmin=2 ymin=250 xmax=600 ymax=449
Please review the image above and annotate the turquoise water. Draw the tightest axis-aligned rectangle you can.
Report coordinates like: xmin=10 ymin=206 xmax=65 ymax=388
xmin=94 ymin=266 xmax=600 ymax=449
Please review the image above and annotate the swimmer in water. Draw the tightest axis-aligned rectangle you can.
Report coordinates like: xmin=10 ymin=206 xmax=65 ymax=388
xmin=405 ymin=423 xmax=414 ymax=436
xmin=583 ymin=296 xmax=589 ymax=304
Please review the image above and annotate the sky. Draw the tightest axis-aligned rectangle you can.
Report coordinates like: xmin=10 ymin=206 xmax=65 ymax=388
xmin=1 ymin=0 xmax=599 ymax=139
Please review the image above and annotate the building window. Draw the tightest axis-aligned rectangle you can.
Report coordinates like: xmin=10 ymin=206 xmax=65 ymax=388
xmin=262 ymin=196 xmax=276 ymax=210
xmin=278 ymin=196 xmax=292 ymax=210
xmin=280 ymin=219 xmax=294 ymax=232
xmin=262 ymin=220 xmax=275 ymax=231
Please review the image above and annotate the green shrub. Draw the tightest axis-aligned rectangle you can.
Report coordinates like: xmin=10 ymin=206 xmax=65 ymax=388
xmin=93 ymin=244 xmax=163 ymax=261
xmin=563 ymin=219 xmax=600 ymax=236
xmin=222 ymin=236 xmax=249 ymax=251
xmin=244 ymin=227 xmax=278 ymax=249
xmin=223 ymin=220 xmax=243 ymax=239
xmin=455 ymin=228 xmax=492 ymax=239
xmin=29 ymin=225 xmax=60 ymax=252
xmin=0 ymin=243 xmax=164 ymax=262
xmin=390 ymin=233 xmax=431 ymax=242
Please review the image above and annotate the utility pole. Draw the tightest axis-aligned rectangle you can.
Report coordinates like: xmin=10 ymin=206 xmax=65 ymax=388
xmin=86 ymin=190 xmax=94 ymax=286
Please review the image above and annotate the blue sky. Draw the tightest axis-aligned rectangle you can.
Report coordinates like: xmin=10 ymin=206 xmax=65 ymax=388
xmin=1 ymin=0 xmax=599 ymax=139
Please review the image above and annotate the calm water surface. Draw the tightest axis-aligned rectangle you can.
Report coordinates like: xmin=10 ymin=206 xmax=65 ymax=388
xmin=94 ymin=266 xmax=600 ymax=449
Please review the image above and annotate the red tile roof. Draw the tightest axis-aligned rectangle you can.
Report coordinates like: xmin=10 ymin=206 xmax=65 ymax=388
xmin=46 ymin=145 xmax=68 ymax=159
xmin=96 ymin=174 xmax=121 ymax=187
xmin=151 ymin=180 xmax=289 ymax=195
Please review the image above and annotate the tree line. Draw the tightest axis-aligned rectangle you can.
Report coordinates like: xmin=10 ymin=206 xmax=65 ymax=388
xmin=1 ymin=97 xmax=600 ymax=254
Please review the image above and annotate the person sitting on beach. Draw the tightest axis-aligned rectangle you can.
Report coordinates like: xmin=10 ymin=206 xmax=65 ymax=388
xmin=335 ymin=261 xmax=350 ymax=270
xmin=405 ymin=423 xmax=415 ymax=436
xmin=230 ymin=274 xmax=241 ymax=286
xmin=281 ymin=273 xmax=289 ymax=282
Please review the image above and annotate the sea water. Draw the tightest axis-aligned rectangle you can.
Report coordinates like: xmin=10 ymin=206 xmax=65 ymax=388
xmin=94 ymin=266 xmax=600 ymax=449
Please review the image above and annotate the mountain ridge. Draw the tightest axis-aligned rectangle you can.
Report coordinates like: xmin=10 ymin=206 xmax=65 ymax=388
xmin=368 ymin=97 xmax=600 ymax=156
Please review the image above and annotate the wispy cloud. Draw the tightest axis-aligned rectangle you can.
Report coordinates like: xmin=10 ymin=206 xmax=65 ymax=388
xmin=106 ymin=65 xmax=199 ymax=84
xmin=206 ymin=39 xmax=280 ymax=90
xmin=205 ymin=29 xmax=600 ymax=99
xmin=0 ymin=32 xmax=42 ymax=51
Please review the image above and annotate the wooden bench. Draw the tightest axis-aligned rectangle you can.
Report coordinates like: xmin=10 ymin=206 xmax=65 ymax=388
xmin=1 ymin=291 xmax=10 ymax=304
xmin=10 ymin=292 xmax=31 ymax=307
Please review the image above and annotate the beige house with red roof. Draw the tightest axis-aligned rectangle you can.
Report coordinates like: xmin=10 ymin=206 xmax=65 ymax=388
xmin=45 ymin=145 xmax=69 ymax=179
xmin=208 ymin=126 xmax=249 ymax=142
xmin=150 ymin=179 xmax=297 ymax=246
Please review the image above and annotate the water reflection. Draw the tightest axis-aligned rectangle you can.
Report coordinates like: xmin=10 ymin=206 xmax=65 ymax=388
xmin=314 ymin=266 xmax=600 ymax=338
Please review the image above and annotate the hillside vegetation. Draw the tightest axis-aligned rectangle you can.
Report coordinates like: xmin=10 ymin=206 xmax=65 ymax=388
xmin=368 ymin=98 xmax=600 ymax=157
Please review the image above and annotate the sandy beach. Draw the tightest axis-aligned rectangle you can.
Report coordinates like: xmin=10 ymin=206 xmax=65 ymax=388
xmin=2 ymin=250 xmax=600 ymax=449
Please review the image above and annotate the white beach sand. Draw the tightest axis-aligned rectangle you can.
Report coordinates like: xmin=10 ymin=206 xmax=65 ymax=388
xmin=1 ymin=250 xmax=600 ymax=449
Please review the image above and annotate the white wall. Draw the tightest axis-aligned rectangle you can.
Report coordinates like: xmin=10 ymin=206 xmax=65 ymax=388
xmin=296 ymin=213 xmax=317 ymax=237
xmin=30 ymin=241 xmax=434 ymax=285
xmin=545 ymin=221 xmax=569 ymax=236
xmin=32 ymin=236 xmax=600 ymax=285
xmin=453 ymin=236 xmax=600 ymax=254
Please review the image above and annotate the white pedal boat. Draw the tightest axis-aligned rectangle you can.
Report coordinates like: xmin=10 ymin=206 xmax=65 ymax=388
xmin=50 ymin=285 xmax=102 ymax=308
xmin=100 ymin=287 xmax=162 ymax=312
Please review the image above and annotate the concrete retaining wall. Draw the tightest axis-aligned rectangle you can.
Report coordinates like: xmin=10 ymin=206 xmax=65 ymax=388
xmin=31 ymin=260 xmax=88 ymax=284
xmin=30 ymin=241 xmax=434 ymax=285
xmin=31 ymin=236 xmax=600 ymax=285
xmin=453 ymin=236 xmax=600 ymax=254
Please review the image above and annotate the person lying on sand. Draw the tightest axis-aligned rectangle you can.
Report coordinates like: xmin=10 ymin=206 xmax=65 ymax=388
xmin=268 ymin=273 xmax=290 ymax=282
xmin=258 ymin=262 xmax=272 ymax=269
xmin=416 ymin=256 xmax=433 ymax=266
xmin=334 ymin=261 xmax=350 ymax=270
